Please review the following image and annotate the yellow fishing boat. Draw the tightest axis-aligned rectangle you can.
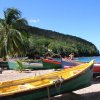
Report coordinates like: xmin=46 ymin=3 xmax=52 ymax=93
xmin=0 ymin=60 xmax=94 ymax=100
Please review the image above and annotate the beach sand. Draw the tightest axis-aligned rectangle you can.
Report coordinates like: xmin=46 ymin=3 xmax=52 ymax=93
xmin=0 ymin=69 xmax=55 ymax=82
xmin=0 ymin=70 xmax=100 ymax=100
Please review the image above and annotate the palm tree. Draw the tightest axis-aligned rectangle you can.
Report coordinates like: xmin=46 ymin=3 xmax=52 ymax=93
xmin=0 ymin=8 xmax=28 ymax=60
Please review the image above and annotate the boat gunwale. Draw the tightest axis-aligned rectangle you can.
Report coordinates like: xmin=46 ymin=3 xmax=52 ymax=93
xmin=0 ymin=60 xmax=94 ymax=98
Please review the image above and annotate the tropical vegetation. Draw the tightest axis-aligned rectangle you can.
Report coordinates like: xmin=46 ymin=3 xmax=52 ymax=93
xmin=20 ymin=26 xmax=99 ymax=58
xmin=0 ymin=8 xmax=99 ymax=60
xmin=0 ymin=8 xmax=28 ymax=60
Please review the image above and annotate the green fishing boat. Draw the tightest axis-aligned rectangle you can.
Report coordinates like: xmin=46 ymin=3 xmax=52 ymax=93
xmin=0 ymin=60 xmax=94 ymax=100
xmin=42 ymin=59 xmax=62 ymax=69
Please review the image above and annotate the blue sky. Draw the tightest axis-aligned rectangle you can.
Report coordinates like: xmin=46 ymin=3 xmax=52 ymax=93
xmin=0 ymin=0 xmax=100 ymax=51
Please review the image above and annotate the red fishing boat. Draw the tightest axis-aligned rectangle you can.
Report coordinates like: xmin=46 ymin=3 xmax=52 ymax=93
xmin=93 ymin=63 xmax=100 ymax=72
xmin=42 ymin=59 xmax=62 ymax=69
xmin=93 ymin=63 xmax=100 ymax=76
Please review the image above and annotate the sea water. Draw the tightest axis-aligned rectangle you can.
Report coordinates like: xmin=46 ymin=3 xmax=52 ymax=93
xmin=74 ymin=56 xmax=100 ymax=63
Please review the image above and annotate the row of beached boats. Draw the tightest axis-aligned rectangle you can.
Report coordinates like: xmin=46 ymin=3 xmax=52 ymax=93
xmin=42 ymin=58 xmax=100 ymax=76
xmin=0 ymin=57 xmax=100 ymax=100
xmin=1 ymin=58 xmax=100 ymax=75
xmin=0 ymin=60 xmax=94 ymax=100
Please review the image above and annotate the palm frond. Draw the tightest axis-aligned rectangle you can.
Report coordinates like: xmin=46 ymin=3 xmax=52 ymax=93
xmin=16 ymin=18 xmax=28 ymax=25
xmin=8 ymin=28 xmax=26 ymax=54
xmin=4 ymin=8 xmax=21 ymax=25
xmin=0 ymin=8 xmax=28 ymax=60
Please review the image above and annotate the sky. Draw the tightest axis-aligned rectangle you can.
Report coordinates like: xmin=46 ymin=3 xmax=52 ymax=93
xmin=0 ymin=0 xmax=100 ymax=51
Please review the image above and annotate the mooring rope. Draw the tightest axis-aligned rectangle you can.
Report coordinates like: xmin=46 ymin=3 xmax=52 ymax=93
xmin=47 ymin=86 xmax=51 ymax=100
xmin=53 ymin=76 xmax=64 ymax=94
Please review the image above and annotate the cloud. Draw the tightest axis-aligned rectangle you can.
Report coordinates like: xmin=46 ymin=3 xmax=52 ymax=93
xmin=28 ymin=18 xmax=40 ymax=23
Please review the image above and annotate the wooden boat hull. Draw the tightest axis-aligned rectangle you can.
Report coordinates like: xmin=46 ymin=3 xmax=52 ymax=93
xmin=8 ymin=59 xmax=62 ymax=70
xmin=62 ymin=60 xmax=100 ymax=75
xmin=0 ymin=62 xmax=9 ymax=69
xmin=93 ymin=63 xmax=100 ymax=72
xmin=8 ymin=61 xmax=43 ymax=70
xmin=42 ymin=59 xmax=62 ymax=69
xmin=43 ymin=58 xmax=100 ymax=76
xmin=0 ymin=60 xmax=94 ymax=100
xmin=93 ymin=63 xmax=100 ymax=76
xmin=42 ymin=59 xmax=80 ymax=69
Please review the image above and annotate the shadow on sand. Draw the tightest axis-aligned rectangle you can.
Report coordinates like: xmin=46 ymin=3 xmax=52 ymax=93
xmin=44 ymin=92 xmax=83 ymax=100
xmin=44 ymin=91 xmax=100 ymax=100
xmin=44 ymin=79 xmax=100 ymax=100
xmin=82 ymin=91 xmax=100 ymax=100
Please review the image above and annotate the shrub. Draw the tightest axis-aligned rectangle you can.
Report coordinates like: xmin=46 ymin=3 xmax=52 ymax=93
xmin=16 ymin=60 xmax=26 ymax=72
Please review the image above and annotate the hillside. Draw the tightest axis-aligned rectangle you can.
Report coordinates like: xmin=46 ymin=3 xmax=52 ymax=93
xmin=18 ymin=25 xmax=99 ymax=57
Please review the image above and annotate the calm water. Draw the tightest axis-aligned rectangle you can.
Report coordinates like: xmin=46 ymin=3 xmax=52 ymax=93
xmin=75 ymin=56 xmax=100 ymax=63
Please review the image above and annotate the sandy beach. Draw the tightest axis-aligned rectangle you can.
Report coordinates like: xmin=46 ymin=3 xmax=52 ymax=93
xmin=0 ymin=70 xmax=100 ymax=100
xmin=0 ymin=69 xmax=55 ymax=82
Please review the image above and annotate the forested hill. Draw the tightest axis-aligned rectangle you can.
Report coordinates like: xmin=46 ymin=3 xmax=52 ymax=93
xmin=20 ymin=25 xmax=99 ymax=57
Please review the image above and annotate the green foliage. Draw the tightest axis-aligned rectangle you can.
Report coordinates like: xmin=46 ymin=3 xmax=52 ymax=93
xmin=52 ymin=54 xmax=61 ymax=58
xmin=0 ymin=8 xmax=28 ymax=60
xmin=25 ymin=29 xmax=99 ymax=57
xmin=16 ymin=24 xmax=100 ymax=57
xmin=16 ymin=60 xmax=26 ymax=72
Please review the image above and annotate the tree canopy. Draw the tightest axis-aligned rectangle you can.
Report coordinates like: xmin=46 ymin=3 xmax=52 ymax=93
xmin=0 ymin=8 xmax=28 ymax=60
xmin=18 ymin=25 xmax=99 ymax=58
